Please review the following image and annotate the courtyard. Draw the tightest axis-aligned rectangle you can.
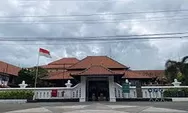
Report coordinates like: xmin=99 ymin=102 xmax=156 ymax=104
xmin=1 ymin=102 xmax=188 ymax=113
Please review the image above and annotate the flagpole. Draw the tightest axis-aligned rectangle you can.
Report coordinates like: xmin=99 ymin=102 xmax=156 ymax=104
xmin=34 ymin=50 xmax=40 ymax=88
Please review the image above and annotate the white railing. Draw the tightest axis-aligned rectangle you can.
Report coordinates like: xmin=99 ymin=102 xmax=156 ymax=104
xmin=0 ymin=83 xmax=81 ymax=100
xmin=142 ymin=86 xmax=188 ymax=98
xmin=1 ymin=82 xmax=188 ymax=100
xmin=114 ymin=82 xmax=188 ymax=99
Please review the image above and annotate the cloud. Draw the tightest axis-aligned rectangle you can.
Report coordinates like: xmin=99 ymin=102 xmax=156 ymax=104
xmin=0 ymin=0 xmax=188 ymax=70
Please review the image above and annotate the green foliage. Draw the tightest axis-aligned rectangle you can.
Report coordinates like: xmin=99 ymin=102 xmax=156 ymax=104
xmin=16 ymin=67 xmax=48 ymax=87
xmin=177 ymin=71 xmax=183 ymax=82
xmin=165 ymin=56 xmax=188 ymax=85
xmin=0 ymin=90 xmax=34 ymax=99
xmin=30 ymin=67 xmax=48 ymax=78
xmin=16 ymin=68 xmax=34 ymax=86
xmin=165 ymin=65 xmax=178 ymax=83
xmin=164 ymin=88 xmax=188 ymax=97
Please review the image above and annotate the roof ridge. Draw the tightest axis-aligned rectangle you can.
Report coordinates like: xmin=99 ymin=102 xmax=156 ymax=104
xmin=68 ymin=56 xmax=89 ymax=69
xmin=87 ymin=55 xmax=107 ymax=57
xmin=73 ymin=64 xmax=95 ymax=75
xmin=96 ymin=64 xmax=117 ymax=74
xmin=133 ymin=70 xmax=164 ymax=71
xmin=105 ymin=56 xmax=128 ymax=69
xmin=68 ymin=56 xmax=128 ymax=69
xmin=72 ymin=64 xmax=121 ymax=75
xmin=48 ymin=63 xmax=77 ymax=65
xmin=48 ymin=57 xmax=79 ymax=65
xmin=0 ymin=61 xmax=20 ymax=69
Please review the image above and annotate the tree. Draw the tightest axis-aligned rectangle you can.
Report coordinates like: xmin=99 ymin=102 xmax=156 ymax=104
xmin=16 ymin=68 xmax=34 ymax=87
xmin=16 ymin=67 xmax=48 ymax=87
xmin=30 ymin=67 xmax=48 ymax=87
xmin=165 ymin=56 xmax=188 ymax=85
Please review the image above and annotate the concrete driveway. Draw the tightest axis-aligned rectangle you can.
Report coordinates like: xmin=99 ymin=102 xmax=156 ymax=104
xmin=0 ymin=102 xmax=188 ymax=113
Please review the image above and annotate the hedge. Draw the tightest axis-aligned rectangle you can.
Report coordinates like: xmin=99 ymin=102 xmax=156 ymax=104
xmin=164 ymin=88 xmax=188 ymax=97
xmin=0 ymin=90 xmax=34 ymax=99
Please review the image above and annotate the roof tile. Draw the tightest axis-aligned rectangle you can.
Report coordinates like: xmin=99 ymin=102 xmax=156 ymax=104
xmin=68 ymin=56 xmax=127 ymax=69
xmin=0 ymin=61 xmax=21 ymax=76
xmin=48 ymin=58 xmax=79 ymax=65
xmin=42 ymin=71 xmax=73 ymax=80
xmin=71 ymin=65 xmax=124 ymax=76
xmin=41 ymin=64 xmax=72 ymax=69
xmin=123 ymin=71 xmax=153 ymax=79
xmin=134 ymin=70 xmax=164 ymax=77
xmin=122 ymin=70 xmax=164 ymax=79
xmin=41 ymin=58 xmax=79 ymax=69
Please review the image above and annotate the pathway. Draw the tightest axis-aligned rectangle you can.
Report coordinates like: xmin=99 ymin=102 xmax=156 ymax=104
xmin=3 ymin=103 xmax=188 ymax=113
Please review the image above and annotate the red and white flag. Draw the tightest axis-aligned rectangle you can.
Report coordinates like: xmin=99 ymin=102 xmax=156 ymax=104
xmin=39 ymin=48 xmax=51 ymax=58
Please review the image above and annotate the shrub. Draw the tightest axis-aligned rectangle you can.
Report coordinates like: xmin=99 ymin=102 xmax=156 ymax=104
xmin=0 ymin=90 xmax=34 ymax=99
xmin=164 ymin=88 xmax=188 ymax=97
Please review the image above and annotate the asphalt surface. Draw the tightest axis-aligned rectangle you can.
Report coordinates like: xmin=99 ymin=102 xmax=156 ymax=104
xmin=0 ymin=102 xmax=188 ymax=113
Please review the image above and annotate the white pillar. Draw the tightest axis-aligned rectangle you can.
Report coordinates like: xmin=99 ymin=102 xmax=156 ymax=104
xmin=109 ymin=76 xmax=116 ymax=102
xmin=80 ymin=76 xmax=86 ymax=102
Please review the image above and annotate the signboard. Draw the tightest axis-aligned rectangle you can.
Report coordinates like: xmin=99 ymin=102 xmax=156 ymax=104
xmin=122 ymin=82 xmax=130 ymax=93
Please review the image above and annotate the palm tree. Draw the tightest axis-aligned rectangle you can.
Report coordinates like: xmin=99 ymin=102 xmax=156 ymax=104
xmin=165 ymin=56 xmax=188 ymax=85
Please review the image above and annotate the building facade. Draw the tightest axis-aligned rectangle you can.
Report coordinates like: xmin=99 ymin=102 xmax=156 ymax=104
xmin=0 ymin=61 xmax=20 ymax=87
xmin=41 ymin=56 xmax=165 ymax=102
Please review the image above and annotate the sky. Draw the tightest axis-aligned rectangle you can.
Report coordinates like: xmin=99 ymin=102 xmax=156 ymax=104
xmin=0 ymin=0 xmax=188 ymax=70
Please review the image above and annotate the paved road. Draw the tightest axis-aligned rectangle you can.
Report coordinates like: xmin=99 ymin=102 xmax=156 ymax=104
xmin=0 ymin=102 xmax=188 ymax=113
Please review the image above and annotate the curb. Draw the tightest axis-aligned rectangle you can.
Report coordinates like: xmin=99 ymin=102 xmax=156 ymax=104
xmin=0 ymin=99 xmax=27 ymax=104
xmin=172 ymin=98 xmax=188 ymax=102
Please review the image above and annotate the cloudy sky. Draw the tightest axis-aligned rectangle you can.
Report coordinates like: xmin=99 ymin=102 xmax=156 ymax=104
xmin=0 ymin=0 xmax=188 ymax=70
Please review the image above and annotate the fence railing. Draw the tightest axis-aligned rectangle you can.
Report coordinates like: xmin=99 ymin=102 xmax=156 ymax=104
xmin=0 ymin=82 xmax=188 ymax=100
xmin=114 ymin=82 xmax=188 ymax=99
xmin=0 ymin=83 xmax=81 ymax=99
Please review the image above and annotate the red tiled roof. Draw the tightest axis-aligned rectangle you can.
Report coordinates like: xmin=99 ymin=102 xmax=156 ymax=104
xmin=122 ymin=70 xmax=164 ymax=79
xmin=40 ymin=56 xmax=164 ymax=80
xmin=71 ymin=65 xmax=124 ymax=76
xmin=41 ymin=58 xmax=79 ymax=69
xmin=123 ymin=71 xmax=153 ymax=79
xmin=42 ymin=69 xmax=164 ymax=80
xmin=42 ymin=71 xmax=73 ymax=80
xmin=134 ymin=70 xmax=164 ymax=78
xmin=0 ymin=61 xmax=21 ymax=76
xmin=41 ymin=64 xmax=72 ymax=69
xmin=68 ymin=56 xmax=127 ymax=69
xmin=48 ymin=58 xmax=79 ymax=65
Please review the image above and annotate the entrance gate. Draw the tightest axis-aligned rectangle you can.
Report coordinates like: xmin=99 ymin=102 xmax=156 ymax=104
xmin=86 ymin=77 xmax=109 ymax=101
xmin=135 ymin=81 xmax=142 ymax=98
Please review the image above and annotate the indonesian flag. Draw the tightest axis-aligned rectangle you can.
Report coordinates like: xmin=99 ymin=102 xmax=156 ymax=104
xmin=39 ymin=48 xmax=51 ymax=58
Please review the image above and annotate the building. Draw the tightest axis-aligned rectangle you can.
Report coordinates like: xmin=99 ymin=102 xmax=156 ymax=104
xmin=0 ymin=61 xmax=21 ymax=87
xmin=41 ymin=56 xmax=164 ymax=102
xmin=41 ymin=58 xmax=79 ymax=87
